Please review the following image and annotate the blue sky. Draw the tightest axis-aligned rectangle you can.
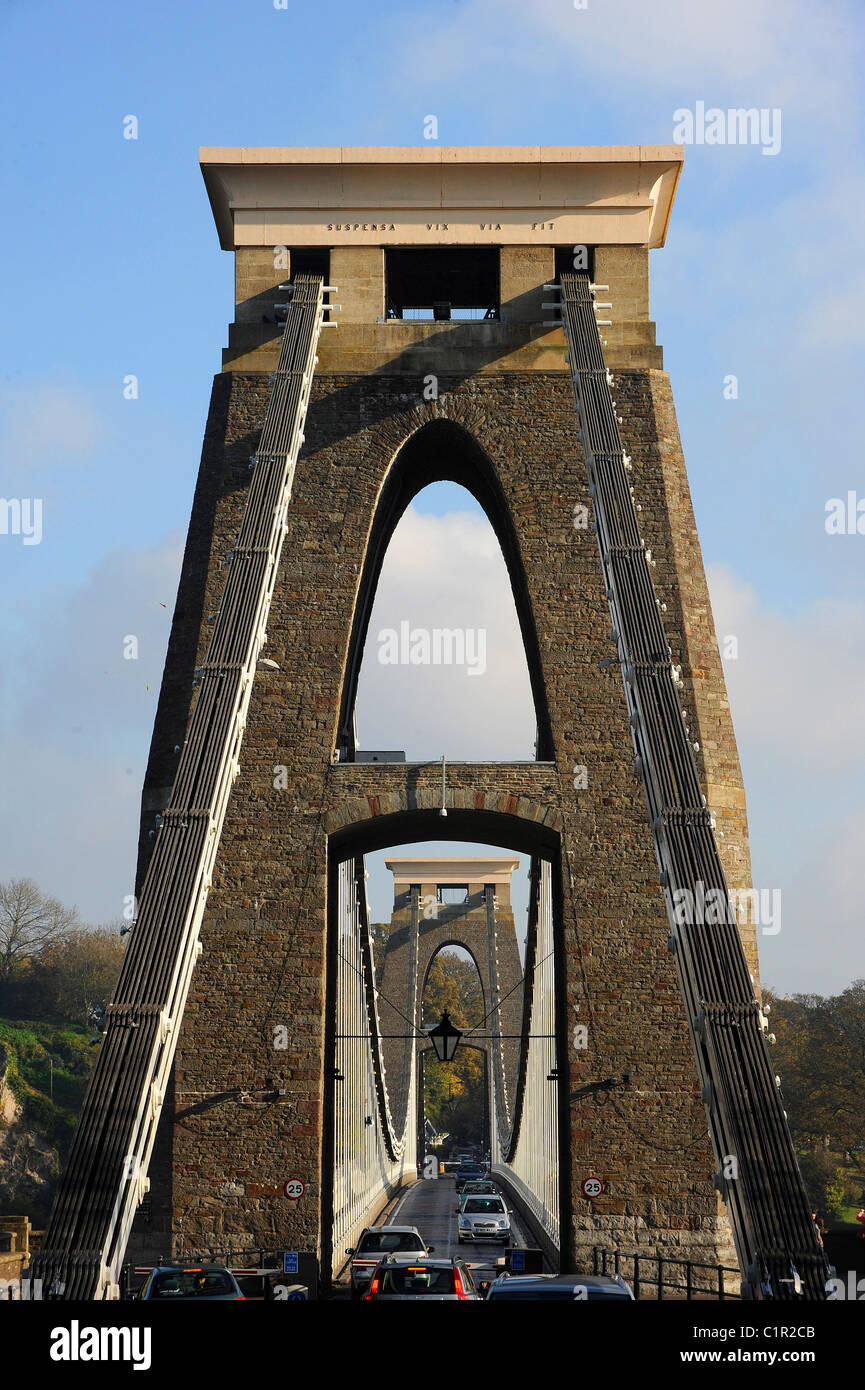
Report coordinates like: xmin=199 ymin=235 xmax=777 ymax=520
xmin=1 ymin=0 xmax=863 ymax=993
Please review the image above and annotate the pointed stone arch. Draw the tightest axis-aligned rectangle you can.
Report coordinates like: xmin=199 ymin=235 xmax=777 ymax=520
xmin=337 ymin=413 xmax=554 ymax=760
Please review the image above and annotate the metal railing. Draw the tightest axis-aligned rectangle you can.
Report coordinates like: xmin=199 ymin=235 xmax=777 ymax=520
xmin=331 ymin=857 xmax=416 ymax=1272
xmin=490 ymin=858 xmax=559 ymax=1251
xmin=592 ymin=1247 xmax=741 ymax=1300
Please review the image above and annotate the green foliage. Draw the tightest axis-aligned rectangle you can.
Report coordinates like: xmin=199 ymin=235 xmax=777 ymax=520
xmin=824 ymin=1170 xmax=846 ymax=1219
xmin=797 ymin=1146 xmax=838 ymax=1216
xmin=763 ymin=980 xmax=865 ymax=1152
xmin=0 ymin=1017 xmax=95 ymax=1151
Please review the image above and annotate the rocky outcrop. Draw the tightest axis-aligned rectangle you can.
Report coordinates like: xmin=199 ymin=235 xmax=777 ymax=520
xmin=0 ymin=1047 xmax=61 ymax=1222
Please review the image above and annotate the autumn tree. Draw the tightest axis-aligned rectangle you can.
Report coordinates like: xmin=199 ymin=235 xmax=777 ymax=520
xmin=422 ymin=950 xmax=487 ymax=1145
xmin=33 ymin=926 xmax=126 ymax=1022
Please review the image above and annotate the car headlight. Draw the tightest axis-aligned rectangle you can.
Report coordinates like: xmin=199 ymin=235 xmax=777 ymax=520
xmin=458 ymin=1216 xmax=469 ymax=1226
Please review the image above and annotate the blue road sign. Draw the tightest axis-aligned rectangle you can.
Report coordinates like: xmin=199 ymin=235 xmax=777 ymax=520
xmin=510 ymin=1249 xmax=525 ymax=1271
xmin=283 ymin=1252 xmax=299 ymax=1275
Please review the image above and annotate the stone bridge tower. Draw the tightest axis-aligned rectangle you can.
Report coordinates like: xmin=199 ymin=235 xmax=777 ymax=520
xmin=130 ymin=146 xmax=755 ymax=1274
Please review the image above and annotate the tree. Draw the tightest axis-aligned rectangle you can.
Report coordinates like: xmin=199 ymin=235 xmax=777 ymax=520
xmin=764 ymin=980 xmax=865 ymax=1152
xmin=422 ymin=951 xmax=484 ymax=1030
xmin=33 ymin=927 xmax=125 ymax=1022
xmin=0 ymin=879 xmax=79 ymax=1000
xmin=422 ymin=950 xmax=487 ymax=1144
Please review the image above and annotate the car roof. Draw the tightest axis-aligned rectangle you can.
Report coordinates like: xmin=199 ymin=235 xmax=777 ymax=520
xmin=362 ymin=1225 xmax=423 ymax=1235
xmin=494 ymin=1273 xmax=629 ymax=1290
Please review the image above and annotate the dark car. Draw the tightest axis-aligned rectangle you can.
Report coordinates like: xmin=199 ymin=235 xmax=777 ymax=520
xmin=454 ymin=1162 xmax=487 ymax=1192
xmin=138 ymin=1264 xmax=245 ymax=1301
xmin=485 ymin=1273 xmax=634 ymax=1301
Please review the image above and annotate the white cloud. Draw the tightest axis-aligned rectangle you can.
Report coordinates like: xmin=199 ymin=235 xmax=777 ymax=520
xmin=708 ymin=563 xmax=865 ymax=772
xmin=0 ymin=531 xmax=183 ymax=922
xmin=355 ymin=505 xmax=536 ymax=760
xmin=707 ymin=562 xmax=865 ymax=992
xmin=0 ymin=381 xmax=108 ymax=475
xmin=387 ymin=0 xmax=860 ymax=122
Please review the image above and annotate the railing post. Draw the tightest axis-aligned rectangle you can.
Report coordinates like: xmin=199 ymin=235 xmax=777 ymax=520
xmin=614 ymin=1250 xmax=620 ymax=1276
xmin=658 ymin=1256 xmax=664 ymax=1300
xmin=593 ymin=1247 xmax=599 ymax=1276
xmin=686 ymin=1260 xmax=693 ymax=1300
xmin=634 ymin=1255 xmax=640 ymax=1301
xmin=718 ymin=1265 xmax=724 ymax=1301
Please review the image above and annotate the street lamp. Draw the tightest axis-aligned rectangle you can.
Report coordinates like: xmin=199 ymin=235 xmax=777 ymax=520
xmin=427 ymin=1009 xmax=462 ymax=1063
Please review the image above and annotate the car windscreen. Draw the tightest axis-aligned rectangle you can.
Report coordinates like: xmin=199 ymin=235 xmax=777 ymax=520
xmin=379 ymin=1266 xmax=455 ymax=1295
xmin=358 ymin=1231 xmax=422 ymax=1253
xmin=149 ymin=1270 xmax=235 ymax=1299
xmin=463 ymin=1198 xmax=505 ymax=1214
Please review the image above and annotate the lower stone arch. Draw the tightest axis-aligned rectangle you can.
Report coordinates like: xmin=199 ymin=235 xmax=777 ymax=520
xmin=325 ymin=792 xmax=562 ymax=859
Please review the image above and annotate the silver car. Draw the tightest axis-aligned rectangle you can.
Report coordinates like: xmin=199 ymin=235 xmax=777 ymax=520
xmin=363 ymin=1254 xmax=480 ymax=1300
xmin=457 ymin=1194 xmax=511 ymax=1244
xmin=346 ymin=1225 xmax=433 ymax=1298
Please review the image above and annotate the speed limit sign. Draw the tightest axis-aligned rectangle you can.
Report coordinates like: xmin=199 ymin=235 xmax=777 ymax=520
xmin=581 ymin=1176 xmax=603 ymax=1199
xmin=283 ymin=1178 xmax=305 ymax=1200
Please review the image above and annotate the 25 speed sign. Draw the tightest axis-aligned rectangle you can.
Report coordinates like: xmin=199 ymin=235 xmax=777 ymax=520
xmin=581 ymin=1177 xmax=604 ymax=1199
xmin=283 ymin=1179 xmax=305 ymax=1200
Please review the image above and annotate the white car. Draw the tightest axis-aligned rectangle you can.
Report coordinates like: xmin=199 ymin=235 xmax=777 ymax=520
xmin=346 ymin=1225 xmax=433 ymax=1297
xmin=457 ymin=1194 xmax=511 ymax=1244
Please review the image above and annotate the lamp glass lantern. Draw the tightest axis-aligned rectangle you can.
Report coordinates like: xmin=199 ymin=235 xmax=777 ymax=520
xmin=427 ymin=1009 xmax=462 ymax=1063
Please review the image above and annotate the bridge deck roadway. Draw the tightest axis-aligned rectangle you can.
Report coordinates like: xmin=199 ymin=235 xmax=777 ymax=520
xmin=332 ymin=1175 xmax=550 ymax=1297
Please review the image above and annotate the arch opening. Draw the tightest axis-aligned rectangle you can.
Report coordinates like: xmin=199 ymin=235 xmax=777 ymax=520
xmin=421 ymin=946 xmax=489 ymax=1156
xmin=323 ymin=816 xmax=568 ymax=1277
xmin=340 ymin=419 xmax=554 ymax=762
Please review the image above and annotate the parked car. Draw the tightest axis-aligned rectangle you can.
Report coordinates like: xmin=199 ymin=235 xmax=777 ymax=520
xmin=454 ymin=1162 xmax=487 ymax=1192
xmin=485 ymin=1273 xmax=634 ymax=1301
xmin=138 ymin=1264 xmax=245 ymax=1301
xmin=363 ymin=1254 xmax=480 ymax=1300
xmin=457 ymin=1194 xmax=511 ymax=1244
xmin=456 ymin=1179 xmax=499 ymax=1210
xmin=346 ymin=1226 xmax=433 ymax=1299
